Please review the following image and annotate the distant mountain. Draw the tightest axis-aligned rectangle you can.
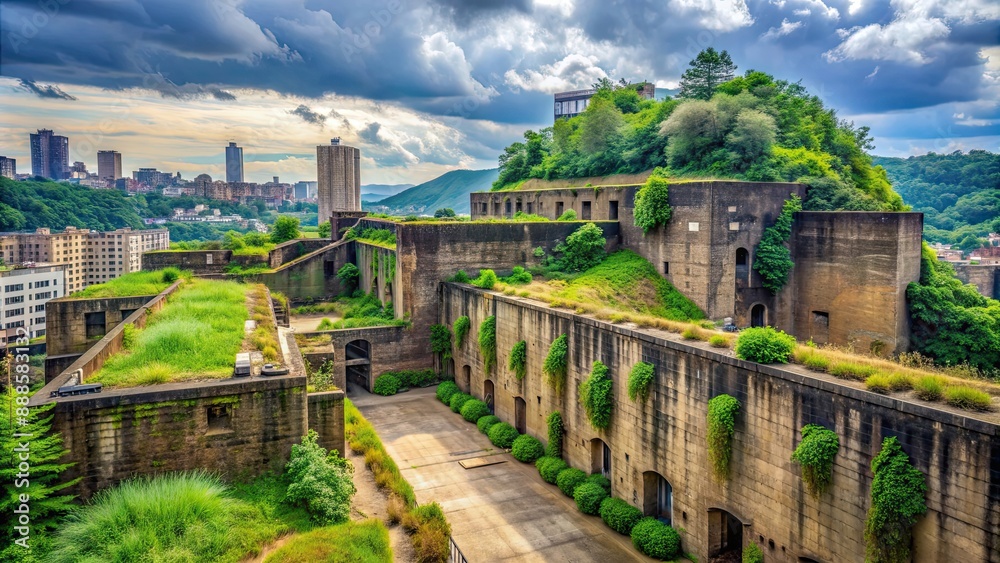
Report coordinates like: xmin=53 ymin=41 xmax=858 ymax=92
xmin=360 ymin=183 xmax=414 ymax=200
xmin=364 ymin=169 xmax=499 ymax=215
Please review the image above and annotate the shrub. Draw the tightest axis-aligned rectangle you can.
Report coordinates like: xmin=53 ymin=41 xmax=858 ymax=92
xmin=580 ymin=360 xmax=614 ymax=430
xmin=508 ymin=340 xmax=527 ymax=380
xmin=584 ymin=473 xmax=612 ymax=495
xmin=829 ymin=361 xmax=878 ymax=381
xmin=546 ymin=411 xmax=564 ymax=458
xmin=707 ymin=394 xmax=740 ymax=481
xmin=161 ymin=266 xmax=181 ymax=283
xmin=372 ymin=374 xmax=401 ymax=396
xmin=865 ymin=437 xmax=927 ymax=563
xmin=734 ymin=326 xmax=796 ymax=363
xmin=488 ymin=422 xmax=519 ymax=449
xmin=634 ymin=175 xmax=672 ymax=234
xmin=557 ymin=223 xmax=606 ymax=272
xmin=743 ymin=542 xmax=764 ymax=563
xmin=681 ymin=327 xmax=699 ymax=340
xmin=543 ymin=334 xmax=569 ymax=393
xmin=630 ymin=518 xmax=682 ymax=561
xmin=472 ymin=269 xmax=499 ymax=289
xmin=453 ymin=315 xmax=471 ymax=348
xmin=451 ymin=270 xmax=470 ymax=283
xmin=790 ymin=424 xmax=839 ymax=497
xmin=557 ymin=209 xmax=577 ymax=221
xmin=709 ymin=334 xmax=730 ymax=348
xmin=753 ymin=195 xmax=802 ymax=294
xmin=803 ymin=354 xmax=831 ymax=371
xmin=404 ymin=502 xmax=451 ymax=563
xmin=511 ymin=434 xmax=545 ymax=463
xmin=449 ymin=393 xmax=473 ymax=413
xmin=600 ymin=497 xmax=644 ymax=535
xmin=944 ymin=386 xmax=992 ymax=411
xmin=557 ymin=467 xmax=588 ymax=497
xmin=430 ymin=324 xmax=452 ymax=362
xmin=121 ymin=323 xmax=139 ymax=351
xmin=913 ymin=375 xmax=946 ymax=401
xmin=478 ymin=316 xmax=497 ymax=372
xmin=504 ymin=266 xmax=533 ymax=285
xmin=627 ymin=361 xmax=655 ymax=402
xmin=285 ymin=430 xmax=357 ymax=525
xmin=436 ymin=381 xmax=460 ymax=404
xmin=477 ymin=415 xmax=501 ymax=434
xmin=337 ymin=263 xmax=360 ymax=293
xmin=573 ymin=482 xmax=609 ymax=515
xmin=460 ymin=399 xmax=491 ymax=423
xmin=866 ymin=372 xmax=912 ymax=394
xmin=537 ymin=456 xmax=568 ymax=484
xmin=392 ymin=369 xmax=437 ymax=388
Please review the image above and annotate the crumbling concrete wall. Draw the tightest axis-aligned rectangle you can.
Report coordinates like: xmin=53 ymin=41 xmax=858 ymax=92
xmin=953 ymin=263 xmax=1000 ymax=300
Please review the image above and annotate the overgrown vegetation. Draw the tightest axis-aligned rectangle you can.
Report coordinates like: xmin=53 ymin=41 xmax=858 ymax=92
xmin=734 ymin=326 xmax=797 ymax=363
xmin=743 ymin=542 xmax=765 ymax=563
xmin=262 ymin=519 xmax=392 ymax=563
xmin=318 ymin=292 xmax=407 ymax=330
xmin=633 ymin=171 xmax=672 ymax=234
xmin=543 ymin=334 xmax=569 ymax=393
xmin=70 ymin=268 xmax=185 ymax=299
xmin=478 ymin=315 xmax=497 ymax=372
xmin=508 ymin=340 xmax=527 ymax=380
xmin=546 ymin=411 xmax=564 ymax=458
xmin=864 ymin=437 xmax=927 ymax=563
xmin=337 ymin=263 xmax=360 ymax=294
xmin=373 ymin=374 xmax=402 ymax=396
xmin=284 ymin=430 xmax=355 ymax=525
xmin=430 ymin=324 xmax=453 ymax=363
xmin=790 ymin=424 xmax=840 ymax=497
xmin=580 ymin=360 xmax=613 ymax=430
xmin=555 ymin=222 xmax=606 ymax=272
xmin=627 ymin=362 xmax=655 ymax=402
xmin=453 ymin=315 xmax=471 ymax=348
xmin=707 ymin=394 xmax=740 ymax=481
xmin=753 ymin=195 xmax=802 ymax=294
xmin=345 ymin=226 xmax=397 ymax=248
xmin=471 ymin=268 xmax=499 ymax=289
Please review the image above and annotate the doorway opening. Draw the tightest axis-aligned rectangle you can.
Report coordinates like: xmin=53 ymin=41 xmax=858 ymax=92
xmin=750 ymin=304 xmax=767 ymax=328
xmin=345 ymin=339 xmax=371 ymax=391
xmin=514 ymin=397 xmax=527 ymax=434
xmin=643 ymin=472 xmax=673 ymax=526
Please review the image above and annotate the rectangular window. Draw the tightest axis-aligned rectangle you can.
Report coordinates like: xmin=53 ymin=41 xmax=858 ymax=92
xmin=85 ymin=311 xmax=106 ymax=339
xmin=609 ymin=201 xmax=619 ymax=220
xmin=663 ymin=262 xmax=669 ymax=274
xmin=555 ymin=201 xmax=564 ymax=217
xmin=581 ymin=201 xmax=592 ymax=220
xmin=207 ymin=405 xmax=233 ymax=435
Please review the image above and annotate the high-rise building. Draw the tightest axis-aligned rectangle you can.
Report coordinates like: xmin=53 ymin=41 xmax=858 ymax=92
xmin=294 ymin=181 xmax=317 ymax=200
xmin=225 ymin=142 xmax=244 ymax=183
xmin=29 ymin=129 xmax=69 ymax=179
xmin=0 ymin=264 xmax=67 ymax=344
xmin=133 ymin=168 xmax=176 ymax=188
xmin=0 ymin=156 xmax=15 ymax=179
xmin=97 ymin=150 xmax=123 ymax=182
xmin=317 ymin=138 xmax=361 ymax=221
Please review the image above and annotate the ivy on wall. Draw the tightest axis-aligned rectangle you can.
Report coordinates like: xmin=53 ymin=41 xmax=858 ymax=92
xmin=430 ymin=324 xmax=453 ymax=364
xmin=864 ymin=436 xmax=927 ymax=563
xmin=478 ymin=316 xmax=497 ymax=373
xmin=508 ymin=340 xmax=527 ymax=381
xmin=752 ymin=194 xmax=802 ymax=294
xmin=580 ymin=361 xmax=613 ymax=430
xmin=790 ymin=424 xmax=840 ymax=497
xmin=706 ymin=394 xmax=740 ymax=481
xmin=453 ymin=316 xmax=471 ymax=349
xmin=546 ymin=411 xmax=564 ymax=458
xmin=543 ymin=334 xmax=569 ymax=393
xmin=633 ymin=172 xmax=672 ymax=234
xmin=626 ymin=362 xmax=655 ymax=402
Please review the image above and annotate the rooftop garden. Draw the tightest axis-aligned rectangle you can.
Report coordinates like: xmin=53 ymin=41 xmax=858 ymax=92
xmin=344 ymin=226 xmax=396 ymax=248
xmin=89 ymin=279 xmax=278 ymax=387
xmin=308 ymin=292 xmax=408 ymax=330
xmin=68 ymin=268 xmax=188 ymax=299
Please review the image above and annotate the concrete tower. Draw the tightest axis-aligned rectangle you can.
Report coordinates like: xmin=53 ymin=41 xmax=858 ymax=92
xmin=225 ymin=142 xmax=244 ymax=183
xmin=317 ymin=138 xmax=361 ymax=222
xmin=29 ymin=129 xmax=69 ymax=180
xmin=97 ymin=150 xmax=123 ymax=182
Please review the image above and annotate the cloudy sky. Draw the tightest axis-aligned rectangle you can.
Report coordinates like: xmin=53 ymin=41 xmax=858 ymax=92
xmin=0 ymin=0 xmax=997 ymax=185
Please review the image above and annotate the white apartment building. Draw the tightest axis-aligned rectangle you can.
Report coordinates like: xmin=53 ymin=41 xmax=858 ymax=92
xmin=0 ymin=264 xmax=66 ymax=345
xmin=0 ymin=226 xmax=170 ymax=293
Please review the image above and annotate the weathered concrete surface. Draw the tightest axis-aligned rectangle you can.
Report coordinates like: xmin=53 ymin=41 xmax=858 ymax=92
xmin=351 ymin=387 xmax=658 ymax=563
xmin=953 ymin=263 xmax=1000 ymax=300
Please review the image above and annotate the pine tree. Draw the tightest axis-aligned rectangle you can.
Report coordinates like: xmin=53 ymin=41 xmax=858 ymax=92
xmin=679 ymin=48 xmax=737 ymax=100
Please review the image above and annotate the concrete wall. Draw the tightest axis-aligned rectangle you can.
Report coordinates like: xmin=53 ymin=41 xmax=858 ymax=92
xmin=953 ymin=263 xmax=1000 ymax=300
xmin=142 ymin=250 xmax=265 ymax=275
xmin=267 ymin=238 xmax=330 ymax=269
xmin=786 ymin=212 xmax=923 ymax=355
xmin=327 ymin=325 xmax=418 ymax=392
xmin=309 ymin=389 xmax=346 ymax=456
xmin=440 ymin=283 xmax=1000 ymax=563
xmin=257 ymin=240 xmax=351 ymax=303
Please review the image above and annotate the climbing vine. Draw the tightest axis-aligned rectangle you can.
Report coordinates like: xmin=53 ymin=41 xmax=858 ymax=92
xmin=430 ymin=324 xmax=453 ymax=363
xmin=542 ymin=334 xmax=569 ymax=393
xmin=453 ymin=316 xmax=471 ymax=348
xmin=633 ymin=172 xmax=672 ymax=234
xmin=706 ymin=394 xmax=740 ymax=481
xmin=865 ymin=436 xmax=927 ymax=563
xmin=580 ymin=361 xmax=613 ymax=430
xmin=753 ymin=194 xmax=802 ymax=294
xmin=508 ymin=340 xmax=527 ymax=381
xmin=790 ymin=424 xmax=840 ymax=497
xmin=626 ymin=362 xmax=655 ymax=402
xmin=386 ymin=252 xmax=396 ymax=283
xmin=546 ymin=411 xmax=564 ymax=458
xmin=478 ymin=316 xmax=497 ymax=373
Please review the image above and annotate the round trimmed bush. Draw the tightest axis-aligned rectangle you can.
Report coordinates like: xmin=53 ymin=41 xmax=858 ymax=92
xmin=511 ymin=434 xmax=545 ymax=463
xmin=584 ymin=473 xmax=611 ymax=495
xmin=573 ymin=482 xmax=609 ymax=515
xmin=556 ymin=467 xmax=587 ymax=498
xmin=630 ymin=518 xmax=681 ymax=560
xmin=449 ymin=393 xmax=473 ymax=413
xmin=600 ymin=497 xmax=643 ymax=535
xmin=487 ymin=422 xmax=519 ymax=449
xmin=436 ymin=381 xmax=460 ymax=404
xmin=476 ymin=415 xmax=501 ymax=434
xmin=536 ymin=456 xmax=568 ymax=484
xmin=372 ymin=374 xmax=400 ymax=396
xmin=460 ymin=399 xmax=491 ymax=423
xmin=734 ymin=326 xmax=797 ymax=364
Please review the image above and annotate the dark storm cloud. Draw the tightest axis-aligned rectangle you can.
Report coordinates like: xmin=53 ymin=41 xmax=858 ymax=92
xmin=430 ymin=0 xmax=532 ymax=24
xmin=16 ymin=79 xmax=76 ymax=100
xmin=290 ymin=104 xmax=327 ymax=126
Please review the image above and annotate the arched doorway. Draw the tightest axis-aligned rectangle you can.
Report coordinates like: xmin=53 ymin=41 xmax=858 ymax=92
xmin=345 ymin=339 xmax=371 ymax=391
xmin=735 ymin=248 xmax=749 ymax=285
xmin=484 ymin=379 xmax=495 ymax=413
xmin=642 ymin=472 xmax=673 ymax=526
xmin=462 ymin=365 xmax=471 ymax=394
xmin=750 ymin=304 xmax=767 ymax=328
xmin=708 ymin=508 xmax=744 ymax=560
xmin=591 ymin=439 xmax=611 ymax=480
xmin=514 ymin=397 xmax=527 ymax=434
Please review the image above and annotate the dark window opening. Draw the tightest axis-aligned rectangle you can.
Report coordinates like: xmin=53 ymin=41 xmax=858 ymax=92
xmin=663 ymin=262 xmax=669 ymax=275
xmin=736 ymin=248 xmax=749 ymax=285
xmin=515 ymin=200 xmax=523 ymax=214
xmin=85 ymin=311 xmax=106 ymax=339
xmin=609 ymin=200 xmax=619 ymax=220
xmin=480 ymin=202 xmax=487 ymax=215
xmin=120 ymin=308 xmax=137 ymax=320
xmin=555 ymin=201 xmax=564 ymax=217
xmin=591 ymin=439 xmax=611 ymax=480
xmin=514 ymin=397 xmax=527 ymax=434
xmin=526 ymin=202 xmax=534 ymax=214
xmin=504 ymin=200 xmax=512 ymax=217
xmin=751 ymin=304 xmax=767 ymax=328
xmin=811 ymin=311 xmax=830 ymax=345
xmin=582 ymin=201 xmax=592 ymax=220
xmin=484 ymin=379 xmax=495 ymax=413
xmin=207 ymin=405 xmax=232 ymax=435
xmin=708 ymin=509 xmax=743 ymax=558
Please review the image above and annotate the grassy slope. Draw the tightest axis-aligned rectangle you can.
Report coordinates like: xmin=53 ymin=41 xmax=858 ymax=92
xmin=66 ymin=270 xmax=178 ymax=299
xmin=91 ymin=279 xmax=249 ymax=387
xmin=366 ymin=169 xmax=499 ymax=214
xmin=263 ymin=520 xmax=392 ymax=563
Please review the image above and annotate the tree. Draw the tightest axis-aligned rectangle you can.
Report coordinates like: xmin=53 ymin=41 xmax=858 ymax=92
xmin=317 ymin=221 xmax=331 ymax=238
xmin=270 ymin=215 xmax=301 ymax=244
xmin=726 ymin=109 xmax=777 ymax=169
xmin=579 ymin=97 xmax=625 ymax=154
xmin=557 ymin=223 xmax=606 ymax=272
xmin=679 ymin=48 xmax=737 ymax=100
xmin=222 ymin=230 xmax=245 ymax=250
xmin=434 ymin=208 xmax=456 ymax=218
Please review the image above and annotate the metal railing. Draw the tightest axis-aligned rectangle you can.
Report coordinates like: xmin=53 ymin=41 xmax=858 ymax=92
xmin=449 ymin=536 xmax=468 ymax=563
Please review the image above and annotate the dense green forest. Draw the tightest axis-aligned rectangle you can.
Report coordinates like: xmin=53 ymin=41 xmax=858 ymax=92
xmin=365 ymin=168 xmax=499 ymax=214
xmin=493 ymin=56 xmax=903 ymax=212
xmin=874 ymin=151 xmax=1000 ymax=249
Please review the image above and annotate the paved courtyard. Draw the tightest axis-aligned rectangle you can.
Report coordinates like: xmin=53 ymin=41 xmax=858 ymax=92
xmin=350 ymin=387 xmax=656 ymax=562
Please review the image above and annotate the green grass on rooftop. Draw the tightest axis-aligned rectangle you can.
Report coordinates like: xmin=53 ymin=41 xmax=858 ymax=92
xmin=90 ymin=278 xmax=250 ymax=387
xmin=69 ymin=268 xmax=188 ymax=299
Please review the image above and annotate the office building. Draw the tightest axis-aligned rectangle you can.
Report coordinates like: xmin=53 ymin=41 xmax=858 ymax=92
xmin=0 ymin=156 xmax=15 ymax=179
xmin=317 ymin=138 xmax=361 ymax=221
xmin=294 ymin=181 xmax=318 ymax=200
xmin=0 ymin=264 xmax=66 ymax=344
xmin=29 ymin=129 xmax=69 ymax=179
xmin=225 ymin=142 xmax=244 ymax=183
xmin=97 ymin=150 xmax=123 ymax=182
xmin=133 ymin=168 xmax=177 ymax=188
xmin=554 ymin=83 xmax=656 ymax=120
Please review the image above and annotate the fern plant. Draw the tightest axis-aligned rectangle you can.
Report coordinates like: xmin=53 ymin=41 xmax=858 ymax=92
xmin=543 ymin=334 xmax=569 ymax=393
xmin=508 ymin=340 xmax=527 ymax=381
xmin=626 ymin=362 xmax=655 ymax=402
xmin=580 ymin=361 xmax=613 ymax=430
xmin=478 ymin=316 xmax=497 ymax=372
